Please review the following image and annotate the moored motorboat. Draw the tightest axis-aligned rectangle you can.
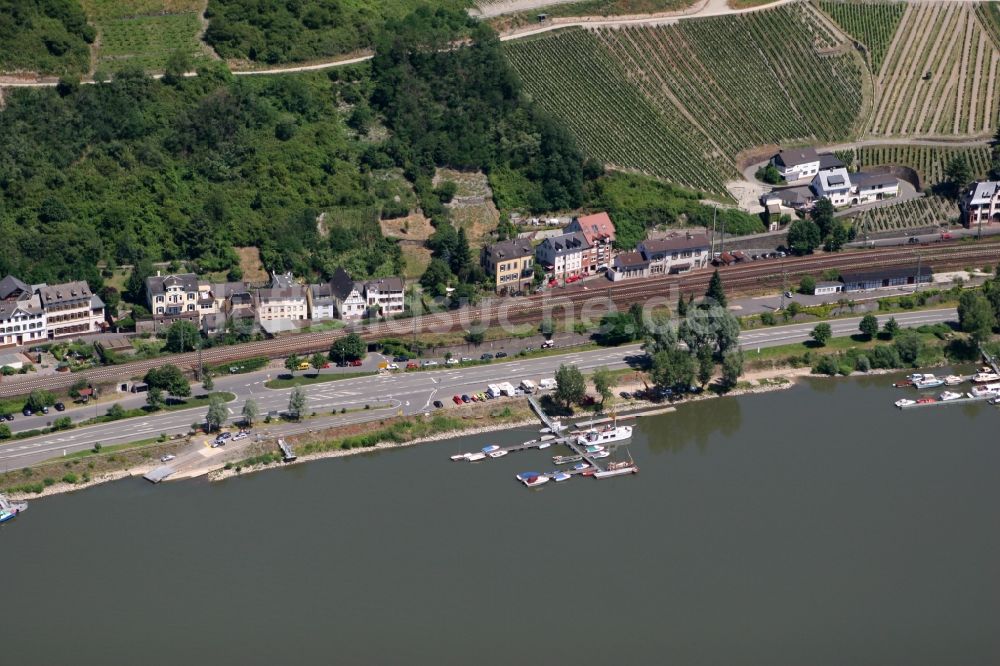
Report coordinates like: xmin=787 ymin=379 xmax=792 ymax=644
xmin=450 ymin=453 xmax=470 ymax=461
xmin=594 ymin=461 xmax=639 ymax=479
xmin=0 ymin=493 xmax=27 ymax=524
xmin=939 ymin=390 xmax=963 ymax=401
xmin=466 ymin=452 xmax=486 ymax=461
xmin=488 ymin=449 xmax=508 ymax=458
xmin=553 ymin=454 xmax=583 ymax=465
xmin=913 ymin=374 xmax=944 ymax=389
xmin=584 ymin=444 xmax=605 ymax=453
xmin=970 ymin=383 xmax=1000 ymax=398
xmin=537 ymin=442 xmax=551 ymax=449
xmin=572 ymin=462 xmax=591 ymax=472
xmin=576 ymin=424 xmax=632 ymax=447
xmin=515 ymin=471 xmax=542 ymax=482
xmin=893 ymin=379 xmax=914 ymax=388
xmin=894 ymin=398 xmax=916 ymax=408
xmin=481 ymin=444 xmax=500 ymax=454
xmin=971 ymin=370 xmax=1000 ymax=383
xmin=916 ymin=396 xmax=936 ymax=404
xmin=521 ymin=474 xmax=549 ymax=488
xmin=944 ymin=375 xmax=964 ymax=386
xmin=552 ymin=472 xmax=571 ymax=482
xmin=590 ymin=450 xmax=611 ymax=459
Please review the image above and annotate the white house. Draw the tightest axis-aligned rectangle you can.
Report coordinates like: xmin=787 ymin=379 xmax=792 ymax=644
xmin=961 ymin=181 xmax=1000 ymax=228
xmin=535 ymin=232 xmax=588 ymax=281
xmin=330 ymin=268 xmax=366 ymax=320
xmin=146 ymin=273 xmax=201 ymax=328
xmin=255 ymin=272 xmax=308 ymax=331
xmin=813 ymin=281 xmax=843 ymax=296
xmin=772 ymin=148 xmax=821 ymax=182
xmin=609 ymin=251 xmax=651 ymax=282
xmin=851 ymin=172 xmax=900 ymax=205
xmin=638 ymin=232 xmax=711 ymax=276
xmin=365 ymin=277 xmax=405 ymax=316
xmin=0 ymin=297 xmax=47 ymax=347
xmin=308 ymin=283 xmax=336 ymax=321
xmin=812 ymin=168 xmax=854 ymax=207
xmin=37 ymin=281 xmax=104 ymax=339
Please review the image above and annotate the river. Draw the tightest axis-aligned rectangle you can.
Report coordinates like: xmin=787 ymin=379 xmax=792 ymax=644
xmin=2 ymin=373 xmax=999 ymax=665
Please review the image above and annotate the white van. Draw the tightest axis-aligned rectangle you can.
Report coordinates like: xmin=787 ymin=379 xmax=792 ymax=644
xmin=487 ymin=384 xmax=502 ymax=399
xmin=499 ymin=382 xmax=517 ymax=397
xmin=538 ymin=378 xmax=556 ymax=391
xmin=519 ymin=380 xmax=536 ymax=394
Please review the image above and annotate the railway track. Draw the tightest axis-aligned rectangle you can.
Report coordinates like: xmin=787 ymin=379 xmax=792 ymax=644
xmin=2 ymin=242 xmax=998 ymax=398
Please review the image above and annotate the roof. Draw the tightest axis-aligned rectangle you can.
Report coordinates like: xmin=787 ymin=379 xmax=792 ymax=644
xmin=640 ymin=232 xmax=710 ymax=255
xmin=815 ymin=168 xmax=852 ymax=191
xmin=569 ymin=212 xmax=616 ymax=245
xmin=0 ymin=275 xmax=29 ymax=301
xmin=965 ymin=181 xmax=1000 ymax=204
xmin=815 ymin=281 xmax=842 ymax=288
xmin=147 ymin=273 xmax=199 ymax=296
xmin=766 ymin=186 xmax=813 ymax=206
xmin=840 ymin=264 xmax=934 ymax=284
xmin=366 ymin=276 xmax=404 ymax=292
xmin=38 ymin=281 xmax=93 ymax=306
xmin=0 ymin=353 xmax=26 ymax=368
xmin=852 ymin=172 xmax=898 ymax=190
xmin=330 ymin=268 xmax=363 ymax=301
xmin=310 ymin=283 xmax=334 ymax=303
xmin=818 ymin=153 xmax=845 ymax=170
xmin=538 ymin=232 xmax=589 ymax=256
xmin=775 ymin=147 xmax=819 ymax=168
xmin=484 ymin=239 xmax=533 ymax=262
xmin=614 ymin=251 xmax=650 ymax=269
xmin=0 ymin=300 xmax=42 ymax=322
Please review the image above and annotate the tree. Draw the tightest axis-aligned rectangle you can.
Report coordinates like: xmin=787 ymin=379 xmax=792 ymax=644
xmin=288 ymin=386 xmax=307 ymax=420
xmin=883 ymin=317 xmax=900 ymax=339
xmin=697 ymin=346 xmax=714 ymax=386
xmin=554 ymin=364 xmax=586 ymax=409
xmin=164 ymin=320 xmax=199 ymax=353
xmin=242 ymin=399 xmax=259 ymax=427
xmin=420 ymin=258 xmax=452 ymax=298
xmin=144 ymin=364 xmax=190 ymax=397
xmin=69 ymin=378 xmax=88 ymax=399
xmin=859 ymin=313 xmax=879 ymax=340
xmin=945 ymin=154 xmax=972 ymax=199
xmin=824 ymin=223 xmax=848 ymax=252
xmin=676 ymin=293 xmax=688 ymax=318
xmin=106 ymin=404 xmax=126 ymax=420
xmin=721 ymin=350 xmax=744 ymax=389
xmin=714 ymin=310 xmax=741 ymax=355
xmin=597 ymin=312 xmax=641 ymax=346
xmin=705 ymin=269 xmax=727 ymax=307
xmin=329 ymin=333 xmax=366 ymax=362
xmin=894 ymin=329 xmax=922 ymax=365
xmin=798 ymin=275 xmax=816 ymax=294
xmin=755 ymin=163 xmax=782 ymax=184
xmin=146 ymin=386 xmax=164 ymax=411
xmin=0 ymin=423 xmax=10 ymax=440
xmin=811 ymin=322 xmax=832 ymax=346
xmin=163 ymin=49 xmax=193 ymax=85
xmin=310 ymin=352 xmax=327 ymax=371
xmin=787 ymin=219 xmax=821 ymax=255
xmin=205 ymin=395 xmax=227 ymax=432
xmin=592 ymin=367 xmax=616 ymax=407
xmin=25 ymin=390 xmax=56 ymax=413
xmin=651 ymin=348 xmax=694 ymax=391
xmin=811 ymin=198 xmax=835 ymax=238
xmin=125 ymin=259 xmax=154 ymax=304
xmin=284 ymin=354 xmax=302 ymax=374
xmin=539 ymin=319 xmax=554 ymax=338
xmin=957 ymin=290 xmax=996 ymax=345
xmin=202 ymin=373 xmax=214 ymax=391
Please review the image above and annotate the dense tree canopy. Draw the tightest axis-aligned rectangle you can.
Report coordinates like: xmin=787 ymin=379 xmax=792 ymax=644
xmin=0 ymin=0 xmax=94 ymax=75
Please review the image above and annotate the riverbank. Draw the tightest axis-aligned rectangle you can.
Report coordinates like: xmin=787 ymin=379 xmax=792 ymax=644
xmin=1 ymin=363 xmax=857 ymax=501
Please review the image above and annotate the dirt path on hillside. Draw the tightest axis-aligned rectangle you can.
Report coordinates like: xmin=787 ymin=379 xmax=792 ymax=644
xmin=473 ymin=0 xmax=591 ymax=18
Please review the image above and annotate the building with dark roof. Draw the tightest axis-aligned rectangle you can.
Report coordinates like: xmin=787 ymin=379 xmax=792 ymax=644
xmin=772 ymin=148 xmax=820 ymax=181
xmin=0 ymin=275 xmax=30 ymax=302
xmin=482 ymin=239 xmax=535 ymax=294
xmin=535 ymin=232 xmax=589 ymax=281
xmin=960 ymin=180 xmax=1000 ymax=228
xmin=839 ymin=265 xmax=933 ymax=292
xmin=639 ymin=232 xmax=710 ymax=275
xmin=146 ymin=272 xmax=203 ymax=329
xmin=609 ymin=251 xmax=651 ymax=282
xmin=38 ymin=281 xmax=104 ymax=339
xmin=330 ymin=267 xmax=366 ymax=319
xmin=366 ymin=277 xmax=405 ymax=316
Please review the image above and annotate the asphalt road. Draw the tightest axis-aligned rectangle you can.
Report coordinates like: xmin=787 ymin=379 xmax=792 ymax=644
xmin=0 ymin=308 xmax=956 ymax=470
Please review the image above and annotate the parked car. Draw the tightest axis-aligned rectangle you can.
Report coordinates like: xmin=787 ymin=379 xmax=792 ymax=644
xmin=22 ymin=408 xmax=32 ymax=417
xmin=541 ymin=339 xmax=555 ymax=349
xmin=393 ymin=355 xmax=409 ymax=362
xmin=40 ymin=406 xmax=49 ymax=414
xmin=480 ymin=353 xmax=493 ymax=361
xmin=940 ymin=231 xmax=953 ymax=240
xmin=446 ymin=358 xmax=459 ymax=365
xmin=495 ymin=351 xmax=507 ymax=359
xmin=433 ymin=400 xmax=444 ymax=409
xmin=406 ymin=361 xmax=419 ymax=370
xmin=160 ymin=454 xmax=176 ymax=463
xmin=619 ymin=391 xmax=631 ymax=399
xmin=386 ymin=363 xmax=399 ymax=370
xmin=422 ymin=360 xmax=439 ymax=367
xmin=461 ymin=394 xmax=471 ymax=403
xmin=54 ymin=402 xmax=65 ymax=412
xmin=452 ymin=395 xmax=463 ymax=405
xmin=0 ymin=413 xmax=12 ymax=421
xmin=349 ymin=359 xmax=363 ymax=367
xmin=460 ymin=357 xmax=473 ymax=363
xmin=297 ymin=361 xmax=311 ymax=370
xmin=233 ymin=432 xmax=248 ymax=441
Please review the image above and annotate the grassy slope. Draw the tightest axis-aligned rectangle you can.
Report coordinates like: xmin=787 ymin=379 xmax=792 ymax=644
xmin=0 ymin=1 xmax=93 ymax=76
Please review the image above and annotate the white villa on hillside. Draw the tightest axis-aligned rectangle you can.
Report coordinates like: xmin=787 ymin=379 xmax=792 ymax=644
xmin=961 ymin=181 xmax=1000 ymax=228
xmin=772 ymin=148 xmax=820 ymax=181
xmin=812 ymin=168 xmax=854 ymax=207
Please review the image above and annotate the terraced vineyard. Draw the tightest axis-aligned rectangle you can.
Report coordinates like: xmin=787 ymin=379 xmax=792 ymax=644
xmin=506 ymin=4 xmax=863 ymax=195
xmin=506 ymin=29 xmax=732 ymax=195
xmin=855 ymin=145 xmax=993 ymax=189
xmin=816 ymin=0 xmax=905 ymax=73
xmin=852 ymin=196 xmax=959 ymax=236
xmin=82 ymin=0 xmax=212 ymax=73
xmin=871 ymin=1 xmax=1000 ymax=137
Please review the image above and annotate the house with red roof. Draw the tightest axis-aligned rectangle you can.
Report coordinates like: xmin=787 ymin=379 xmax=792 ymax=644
xmin=565 ymin=212 xmax=616 ymax=273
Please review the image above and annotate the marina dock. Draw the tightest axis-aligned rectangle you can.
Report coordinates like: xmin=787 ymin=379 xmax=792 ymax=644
xmin=278 ymin=438 xmax=297 ymax=462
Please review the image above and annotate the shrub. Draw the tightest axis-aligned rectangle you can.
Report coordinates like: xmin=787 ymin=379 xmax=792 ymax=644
xmin=869 ymin=344 xmax=901 ymax=369
xmin=813 ymin=355 xmax=841 ymax=376
xmin=760 ymin=312 xmax=776 ymax=326
xmin=61 ymin=473 xmax=78 ymax=484
xmin=854 ymin=355 xmax=871 ymax=372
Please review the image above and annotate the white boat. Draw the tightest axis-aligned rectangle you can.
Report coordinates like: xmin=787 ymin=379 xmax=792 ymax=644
xmin=450 ymin=453 xmax=469 ymax=461
xmin=944 ymin=375 xmax=964 ymax=386
xmin=572 ymin=462 xmax=591 ymax=472
xmin=591 ymin=450 xmax=610 ymax=459
xmin=594 ymin=461 xmax=639 ymax=479
xmin=488 ymin=450 xmax=508 ymax=458
xmin=913 ymin=375 xmax=944 ymax=389
xmin=537 ymin=442 xmax=551 ymax=449
xmin=584 ymin=444 xmax=605 ymax=453
xmin=552 ymin=472 xmax=571 ymax=482
xmin=970 ymin=383 xmax=1000 ymax=398
xmin=540 ymin=434 xmax=556 ymax=441
xmin=939 ymin=391 xmax=964 ymax=401
xmin=521 ymin=474 xmax=550 ymax=488
xmin=481 ymin=444 xmax=500 ymax=454
xmin=0 ymin=493 xmax=27 ymax=524
xmin=971 ymin=371 xmax=1000 ymax=383
xmin=515 ymin=471 xmax=541 ymax=482
xmin=466 ymin=452 xmax=486 ymax=461
xmin=577 ymin=424 xmax=632 ymax=447
xmin=894 ymin=398 xmax=916 ymax=408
